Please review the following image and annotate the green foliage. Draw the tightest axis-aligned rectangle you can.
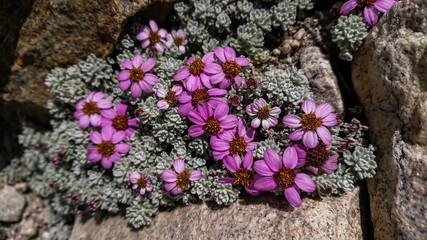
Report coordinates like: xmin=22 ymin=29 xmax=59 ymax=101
xmin=332 ymin=15 xmax=368 ymax=61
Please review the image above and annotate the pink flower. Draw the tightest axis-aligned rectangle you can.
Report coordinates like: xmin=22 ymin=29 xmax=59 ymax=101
xmin=253 ymin=148 xmax=316 ymax=207
xmin=117 ymin=54 xmax=158 ymax=98
xmin=188 ymin=102 xmax=238 ymax=138
xmin=74 ymin=92 xmax=112 ymax=129
xmin=219 ymin=152 xmax=260 ymax=196
xmin=282 ymin=99 xmax=337 ymax=149
xmin=243 ymin=76 xmax=262 ymax=89
xmin=294 ymin=143 xmax=339 ymax=174
xmin=173 ymin=52 xmax=222 ymax=91
xmin=211 ymin=46 xmax=250 ymax=89
xmin=340 ymin=0 xmax=398 ymax=26
xmin=129 ymin=172 xmax=154 ymax=195
xmin=177 ymin=88 xmax=227 ymax=116
xmin=100 ymin=102 xmax=139 ymax=137
xmin=136 ymin=20 xmax=168 ymax=52
xmin=156 ymin=85 xmax=183 ymax=110
xmin=161 ymin=159 xmax=202 ymax=195
xmin=246 ymin=98 xmax=281 ymax=130
xmin=165 ymin=29 xmax=188 ymax=54
xmin=210 ymin=118 xmax=258 ymax=160
xmin=86 ymin=126 xmax=130 ymax=169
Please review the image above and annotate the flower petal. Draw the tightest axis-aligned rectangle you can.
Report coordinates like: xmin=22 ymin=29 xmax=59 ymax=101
xmin=92 ymin=92 xmax=105 ymax=102
xmin=303 ymin=131 xmax=318 ymax=149
xmin=315 ymin=102 xmax=333 ymax=118
xmin=218 ymin=177 xmax=235 ymax=184
xmin=289 ymin=129 xmax=304 ymax=141
xmin=90 ymin=114 xmax=102 ymax=127
xmin=316 ymin=126 xmax=332 ymax=145
xmin=162 ymin=170 xmax=178 ymax=182
xmin=121 ymin=60 xmax=133 ymax=69
xmin=375 ymin=0 xmax=397 ymax=13
xmin=143 ymin=73 xmax=158 ymax=86
xmin=189 ymin=170 xmax=202 ymax=181
xmin=111 ymin=131 xmax=126 ymax=144
xmin=282 ymin=146 xmax=298 ymax=169
xmin=339 ymin=0 xmax=358 ymax=15
xmin=141 ymin=58 xmax=156 ymax=72
xmin=129 ymin=172 xmax=141 ymax=183
xmin=173 ymin=159 xmax=185 ymax=173
xmin=204 ymin=63 xmax=222 ymax=74
xmin=243 ymin=151 xmax=254 ymax=169
xmin=102 ymin=126 xmax=114 ymax=141
xmin=171 ymin=187 xmax=183 ymax=195
xmin=254 ymin=177 xmax=277 ymax=191
xmin=132 ymin=54 xmax=143 ymax=68
xmin=214 ymin=47 xmax=226 ymax=62
xmin=173 ymin=67 xmax=190 ymax=81
xmin=101 ymin=157 xmax=113 ymax=169
xmin=295 ymin=173 xmax=316 ymax=192
xmin=284 ymin=186 xmax=301 ymax=207
xmin=97 ymin=99 xmax=112 ymax=109
xmin=157 ymin=100 xmax=169 ymax=110
xmin=253 ymin=160 xmax=274 ymax=177
xmin=100 ymin=109 xmax=116 ymax=119
xmin=188 ymin=125 xmax=205 ymax=137
xmin=322 ymin=154 xmax=339 ymax=174
xmin=188 ymin=111 xmax=205 ymax=125
xmin=364 ymin=6 xmax=379 ymax=26
xmin=115 ymin=143 xmax=130 ymax=153
xmin=119 ymin=80 xmax=131 ymax=90
xmin=131 ymin=83 xmax=142 ymax=98
xmin=235 ymin=57 xmax=250 ymax=66
xmin=219 ymin=115 xmax=238 ymax=129
xmin=251 ymin=118 xmax=261 ymax=128
xmin=88 ymin=152 xmax=102 ymax=162
xmin=224 ymin=46 xmax=236 ymax=61
xmin=223 ymin=155 xmax=239 ymax=172
xmin=322 ymin=113 xmax=337 ymax=126
xmin=264 ymin=149 xmax=282 ymax=172
xmin=244 ymin=185 xmax=260 ymax=196
xmin=164 ymin=182 xmax=176 ymax=191
xmin=90 ymin=131 xmax=102 ymax=144
xmin=214 ymin=103 xmax=229 ymax=119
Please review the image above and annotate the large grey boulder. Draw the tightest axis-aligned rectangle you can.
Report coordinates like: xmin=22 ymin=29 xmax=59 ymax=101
xmin=0 ymin=185 xmax=26 ymax=222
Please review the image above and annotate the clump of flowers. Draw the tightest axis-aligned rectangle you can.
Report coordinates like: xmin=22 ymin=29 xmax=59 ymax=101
xmin=74 ymin=92 xmax=112 ymax=128
xmin=161 ymin=159 xmax=202 ymax=195
xmin=246 ymin=98 xmax=281 ymax=130
xmin=136 ymin=20 xmax=168 ymax=52
xmin=129 ymin=172 xmax=154 ymax=195
xmin=340 ymin=0 xmax=398 ymax=26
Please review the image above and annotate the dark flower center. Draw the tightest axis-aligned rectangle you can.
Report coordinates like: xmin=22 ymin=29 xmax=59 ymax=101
xmin=149 ymin=30 xmax=161 ymax=43
xmin=301 ymin=112 xmax=323 ymax=131
xmin=82 ymin=101 xmax=99 ymax=115
xmin=176 ymin=170 xmax=191 ymax=190
xmin=233 ymin=168 xmax=254 ymax=186
xmin=137 ymin=176 xmax=148 ymax=189
xmin=112 ymin=115 xmax=129 ymax=131
xmin=306 ymin=142 xmax=329 ymax=168
xmin=245 ymin=76 xmax=260 ymax=89
xmin=203 ymin=116 xmax=221 ymax=135
xmin=165 ymin=90 xmax=177 ymax=104
xmin=229 ymin=136 xmax=248 ymax=155
xmin=228 ymin=95 xmax=240 ymax=107
xmin=96 ymin=141 xmax=115 ymax=157
xmin=358 ymin=0 xmax=376 ymax=6
xmin=256 ymin=107 xmax=271 ymax=120
xmin=174 ymin=37 xmax=183 ymax=46
xmin=273 ymin=167 xmax=296 ymax=188
xmin=130 ymin=67 xmax=145 ymax=82
xmin=188 ymin=59 xmax=205 ymax=75
xmin=222 ymin=60 xmax=241 ymax=80
xmin=191 ymin=89 xmax=210 ymax=106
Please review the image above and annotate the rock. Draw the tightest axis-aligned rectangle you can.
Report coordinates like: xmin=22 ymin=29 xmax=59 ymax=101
xmin=20 ymin=218 xmax=37 ymax=238
xmin=352 ymin=0 xmax=427 ymax=239
xmin=14 ymin=182 xmax=29 ymax=193
xmin=0 ymin=185 xmax=26 ymax=222
xmin=300 ymin=46 xmax=344 ymax=113
xmin=70 ymin=188 xmax=362 ymax=240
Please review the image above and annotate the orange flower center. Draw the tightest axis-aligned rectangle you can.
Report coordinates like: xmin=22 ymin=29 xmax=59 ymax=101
xmin=256 ymin=107 xmax=271 ymax=120
xmin=165 ymin=90 xmax=177 ymax=104
xmin=203 ymin=117 xmax=221 ymax=135
xmin=188 ymin=59 xmax=205 ymax=75
xmin=273 ymin=168 xmax=296 ymax=188
xmin=82 ymin=101 xmax=98 ymax=115
xmin=176 ymin=170 xmax=191 ymax=190
xmin=149 ymin=30 xmax=161 ymax=43
xmin=96 ymin=141 xmax=115 ymax=157
xmin=130 ymin=67 xmax=145 ymax=82
xmin=301 ymin=112 xmax=323 ymax=131
xmin=358 ymin=0 xmax=376 ymax=6
xmin=191 ymin=89 xmax=210 ymax=106
xmin=222 ymin=60 xmax=241 ymax=80
xmin=137 ymin=176 xmax=148 ymax=189
xmin=233 ymin=168 xmax=254 ymax=186
xmin=229 ymin=136 xmax=248 ymax=155
xmin=112 ymin=115 xmax=129 ymax=131
xmin=306 ymin=142 xmax=329 ymax=168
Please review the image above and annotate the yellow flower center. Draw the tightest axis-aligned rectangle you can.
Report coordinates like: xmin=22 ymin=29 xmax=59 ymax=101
xmin=203 ymin=116 xmax=221 ymax=135
xmin=301 ymin=112 xmax=323 ymax=131
xmin=273 ymin=168 xmax=296 ymax=188
xmin=165 ymin=90 xmax=177 ymax=104
xmin=188 ymin=59 xmax=205 ymax=75
xmin=149 ymin=30 xmax=161 ymax=43
xmin=130 ymin=67 xmax=145 ymax=82
xmin=96 ymin=141 xmax=115 ymax=157
xmin=112 ymin=115 xmax=129 ymax=131
xmin=358 ymin=0 xmax=376 ymax=6
xmin=176 ymin=170 xmax=191 ymax=190
xmin=191 ymin=89 xmax=210 ymax=106
xmin=233 ymin=168 xmax=254 ymax=186
xmin=221 ymin=60 xmax=241 ymax=80
xmin=82 ymin=101 xmax=98 ymax=115
xmin=256 ymin=106 xmax=271 ymax=120
xmin=229 ymin=136 xmax=248 ymax=155
xmin=306 ymin=142 xmax=329 ymax=168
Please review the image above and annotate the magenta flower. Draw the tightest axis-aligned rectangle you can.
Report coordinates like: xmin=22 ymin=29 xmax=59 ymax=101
xmin=243 ymin=76 xmax=262 ymax=90
xmin=156 ymin=85 xmax=183 ymax=110
xmin=282 ymin=99 xmax=337 ymax=149
xmin=136 ymin=20 xmax=168 ymax=52
xmin=173 ymin=52 xmax=222 ymax=91
xmin=210 ymin=118 xmax=258 ymax=160
xmin=161 ymin=158 xmax=202 ymax=195
xmin=74 ymin=92 xmax=112 ymax=129
xmin=253 ymin=148 xmax=316 ymax=207
xmin=211 ymin=46 xmax=250 ymax=89
xmin=219 ymin=152 xmax=260 ymax=196
xmin=177 ymin=88 xmax=227 ymax=116
xmin=86 ymin=126 xmax=130 ymax=169
xmin=117 ymin=54 xmax=158 ymax=98
xmin=294 ymin=143 xmax=339 ymax=174
xmin=100 ymin=102 xmax=139 ymax=137
xmin=246 ymin=98 xmax=281 ymax=130
xmin=340 ymin=0 xmax=398 ymax=26
xmin=165 ymin=29 xmax=188 ymax=54
xmin=188 ymin=102 xmax=238 ymax=138
xmin=129 ymin=172 xmax=154 ymax=195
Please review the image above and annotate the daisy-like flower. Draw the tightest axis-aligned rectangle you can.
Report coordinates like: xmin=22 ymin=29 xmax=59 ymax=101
xmin=219 ymin=152 xmax=260 ymax=196
xmin=177 ymin=88 xmax=227 ymax=116
xmin=74 ymin=92 xmax=112 ymax=129
xmin=136 ymin=20 xmax=168 ymax=52
xmin=86 ymin=126 xmax=130 ymax=169
xmin=100 ymin=102 xmax=139 ymax=137
xmin=246 ymin=98 xmax=281 ymax=130
xmin=161 ymin=158 xmax=202 ymax=195
xmin=253 ymin=148 xmax=316 ymax=207
xmin=187 ymin=102 xmax=238 ymax=138
xmin=211 ymin=46 xmax=250 ymax=89
xmin=117 ymin=54 xmax=158 ymax=98
xmin=173 ymin=52 xmax=222 ymax=91
xmin=210 ymin=118 xmax=258 ymax=160
xmin=294 ymin=143 xmax=339 ymax=174
xmin=340 ymin=0 xmax=398 ymax=26
xmin=165 ymin=29 xmax=188 ymax=54
xmin=129 ymin=172 xmax=154 ymax=195
xmin=156 ymin=85 xmax=183 ymax=110
xmin=282 ymin=99 xmax=337 ymax=149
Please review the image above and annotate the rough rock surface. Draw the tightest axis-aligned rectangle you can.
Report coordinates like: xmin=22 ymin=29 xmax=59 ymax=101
xmin=352 ymin=0 xmax=427 ymax=239
xmin=0 ymin=185 xmax=26 ymax=222
xmin=300 ymin=46 xmax=344 ymax=113
xmin=70 ymin=188 xmax=362 ymax=240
